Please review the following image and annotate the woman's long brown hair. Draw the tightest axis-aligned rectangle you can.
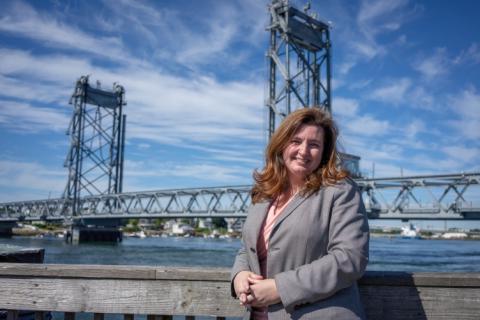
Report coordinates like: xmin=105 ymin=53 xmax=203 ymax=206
xmin=251 ymin=107 xmax=348 ymax=204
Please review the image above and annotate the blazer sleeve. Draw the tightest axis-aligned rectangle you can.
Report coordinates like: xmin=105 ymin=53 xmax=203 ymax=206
xmin=274 ymin=181 xmax=369 ymax=312
xmin=230 ymin=239 xmax=251 ymax=297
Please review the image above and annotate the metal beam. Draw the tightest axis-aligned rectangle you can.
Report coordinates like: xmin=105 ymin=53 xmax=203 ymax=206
xmin=63 ymin=76 xmax=126 ymax=216
xmin=1 ymin=173 xmax=479 ymax=221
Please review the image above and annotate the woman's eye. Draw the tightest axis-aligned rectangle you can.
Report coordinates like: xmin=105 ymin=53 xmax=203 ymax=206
xmin=291 ymin=139 xmax=301 ymax=145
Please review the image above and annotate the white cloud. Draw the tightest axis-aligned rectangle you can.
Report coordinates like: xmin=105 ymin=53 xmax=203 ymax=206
xmin=344 ymin=115 xmax=390 ymax=136
xmin=454 ymin=42 xmax=480 ymax=65
xmin=404 ymin=119 xmax=426 ymax=139
xmin=409 ymin=87 xmax=434 ymax=110
xmin=369 ymin=78 xmax=411 ymax=105
xmin=442 ymin=146 xmax=479 ymax=164
xmin=448 ymin=87 xmax=480 ymax=140
xmin=0 ymin=75 xmax=70 ymax=103
xmin=0 ymin=1 xmax=130 ymax=63
xmin=348 ymin=79 xmax=372 ymax=90
xmin=0 ymin=160 xmax=65 ymax=201
xmin=408 ymin=154 xmax=462 ymax=173
xmin=188 ymin=145 xmax=263 ymax=165
xmin=358 ymin=0 xmax=409 ymax=25
xmin=137 ymin=143 xmax=150 ymax=150
xmin=361 ymin=161 xmax=420 ymax=178
xmin=333 ymin=97 xmax=359 ymax=117
xmin=122 ymin=161 xmax=254 ymax=192
xmin=0 ymin=100 xmax=70 ymax=132
xmin=338 ymin=60 xmax=356 ymax=75
xmin=354 ymin=0 xmax=412 ymax=60
xmin=366 ymin=76 xmax=434 ymax=110
xmin=0 ymin=48 xmax=264 ymax=145
xmin=0 ymin=48 xmax=96 ymax=83
xmin=413 ymin=48 xmax=450 ymax=79
xmin=99 ymin=0 xmax=267 ymax=68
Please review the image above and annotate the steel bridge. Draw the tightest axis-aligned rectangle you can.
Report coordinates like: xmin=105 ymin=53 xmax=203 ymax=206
xmin=1 ymin=2 xmax=478 ymax=227
xmin=1 ymin=173 xmax=478 ymax=222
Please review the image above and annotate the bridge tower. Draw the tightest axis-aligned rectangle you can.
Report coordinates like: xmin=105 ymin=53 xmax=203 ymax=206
xmin=63 ymin=76 xmax=126 ymax=240
xmin=266 ymin=0 xmax=331 ymax=137
xmin=266 ymin=1 xmax=360 ymax=177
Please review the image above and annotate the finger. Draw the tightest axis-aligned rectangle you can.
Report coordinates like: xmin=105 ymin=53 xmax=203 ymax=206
xmin=246 ymin=294 xmax=255 ymax=304
xmin=248 ymin=273 xmax=264 ymax=280
xmin=251 ymin=300 xmax=265 ymax=308
xmin=247 ymin=276 xmax=263 ymax=284
xmin=239 ymin=293 xmax=247 ymax=305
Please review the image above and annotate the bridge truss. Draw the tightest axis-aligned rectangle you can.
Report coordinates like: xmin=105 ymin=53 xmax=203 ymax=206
xmin=1 ymin=173 xmax=478 ymax=222
xmin=63 ymin=76 xmax=126 ymax=216
xmin=266 ymin=0 xmax=331 ymax=137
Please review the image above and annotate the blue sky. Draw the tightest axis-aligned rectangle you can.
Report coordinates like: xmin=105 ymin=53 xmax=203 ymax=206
xmin=0 ymin=0 xmax=479 ymax=204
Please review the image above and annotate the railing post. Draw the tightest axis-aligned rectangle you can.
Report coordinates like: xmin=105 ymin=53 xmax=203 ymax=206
xmin=65 ymin=312 xmax=76 ymax=320
xmin=6 ymin=310 xmax=18 ymax=320
xmin=147 ymin=316 xmax=172 ymax=320
xmin=124 ymin=314 xmax=134 ymax=320
xmin=34 ymin=311 xmax=44 ymax=320
xmin=93 ymin=313 xmax=104 ymax=320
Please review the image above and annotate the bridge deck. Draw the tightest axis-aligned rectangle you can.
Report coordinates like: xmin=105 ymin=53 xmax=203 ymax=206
xmin=1 ymin=173 xmax=479 ymax=221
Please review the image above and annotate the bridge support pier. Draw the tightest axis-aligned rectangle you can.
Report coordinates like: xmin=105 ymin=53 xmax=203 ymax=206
xmin=68 ymin=219 xmax=122 ymax=244
xmin=0 ymin=222 xmax=16 ymax=238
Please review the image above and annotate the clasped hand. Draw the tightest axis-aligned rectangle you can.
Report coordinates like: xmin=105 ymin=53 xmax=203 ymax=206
xmin=233 ymin=271 xmax=281 ymax=307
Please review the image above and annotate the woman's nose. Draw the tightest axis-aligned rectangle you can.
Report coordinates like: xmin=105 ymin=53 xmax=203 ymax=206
xmin=298 ymin=142 xmax=308 ymax=155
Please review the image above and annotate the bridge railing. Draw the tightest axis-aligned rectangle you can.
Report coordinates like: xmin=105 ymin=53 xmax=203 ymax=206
xmin=0 ymin=263 xmax=480 ymax=320
xmin=1 ymin=173 xmax=479 ymax=220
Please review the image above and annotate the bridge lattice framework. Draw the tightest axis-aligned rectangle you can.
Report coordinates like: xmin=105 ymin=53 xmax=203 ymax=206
xmin=1 ymin=173 xmax=478 ymax=222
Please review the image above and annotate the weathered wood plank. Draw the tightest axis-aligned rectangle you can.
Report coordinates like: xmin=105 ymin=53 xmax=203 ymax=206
xmin=155 ymin=267 xmax=230 ymax=281
xmin=360 ymin=286 xmax=480 ymax=320
xmin=0 ymin=278 xmax=244 ymax=317
xmin=1 ymin=263 xmax=480 ymax=319
xmin=0 ymin=263 xmax=157 ymax=280
xmin=1 ymin=263 xmax=479 ymax=287
xmin=359 ymin=271 xmax=480 ymax=287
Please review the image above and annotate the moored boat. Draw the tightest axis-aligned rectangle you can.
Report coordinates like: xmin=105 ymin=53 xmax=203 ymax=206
xmin=401 ymin=223 xmax=422 ymax=239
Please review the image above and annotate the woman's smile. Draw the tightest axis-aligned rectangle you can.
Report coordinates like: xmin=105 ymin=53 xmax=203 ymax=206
xmin=282 ymin=124 xmax=324 ymax=188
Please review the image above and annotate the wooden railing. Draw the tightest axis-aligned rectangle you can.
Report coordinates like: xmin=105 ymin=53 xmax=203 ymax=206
xmin=0 ymin=263 xmax=479 ymax=320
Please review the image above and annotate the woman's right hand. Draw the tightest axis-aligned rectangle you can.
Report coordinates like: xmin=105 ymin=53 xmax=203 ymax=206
xmin=233 ymin=271 xmax=263 ymax=305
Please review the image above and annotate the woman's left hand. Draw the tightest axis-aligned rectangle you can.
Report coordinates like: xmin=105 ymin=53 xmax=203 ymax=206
xmin=247 ymin=276 xmax=281 ymax=307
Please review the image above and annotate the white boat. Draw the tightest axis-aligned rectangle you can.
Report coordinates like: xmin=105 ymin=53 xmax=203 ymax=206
xmin=401 ymin=223 xmax=422 ymax=239
xmin=130 ymin=230 xmax=147 ymax=238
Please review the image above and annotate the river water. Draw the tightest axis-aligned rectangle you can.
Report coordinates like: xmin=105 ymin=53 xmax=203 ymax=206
xmin=1 ymin=235 xmax=479 ymax=272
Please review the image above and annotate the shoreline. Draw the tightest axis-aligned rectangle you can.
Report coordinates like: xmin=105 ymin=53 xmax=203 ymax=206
xmin=8 ymin=226 xmax=480 ymax=241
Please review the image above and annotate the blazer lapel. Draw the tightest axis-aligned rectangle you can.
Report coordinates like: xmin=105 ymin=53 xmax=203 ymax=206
xmin=270 ymin=193 xmax=309 ymax=237
xmin=248 ymin=201 xmax=270 ymax=274
xmin=250 ymin=201 xmax=270 ymax=244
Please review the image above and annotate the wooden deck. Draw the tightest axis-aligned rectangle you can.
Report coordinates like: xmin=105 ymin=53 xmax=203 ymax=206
xmin=0 ymin=263 xmax=479 ymax=319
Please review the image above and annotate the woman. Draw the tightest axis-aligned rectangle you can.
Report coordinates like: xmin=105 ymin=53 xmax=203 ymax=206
xmin=231 ymin=107 xmax=369 ymax=319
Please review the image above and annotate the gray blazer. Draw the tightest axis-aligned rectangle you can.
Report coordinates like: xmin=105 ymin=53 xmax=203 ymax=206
xmin=231 ymin=178 xmax=369 ymax=320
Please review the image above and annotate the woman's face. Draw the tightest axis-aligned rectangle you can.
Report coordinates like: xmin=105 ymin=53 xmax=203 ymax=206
xmin=282 ymin=124 xmax=324 ymax=188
